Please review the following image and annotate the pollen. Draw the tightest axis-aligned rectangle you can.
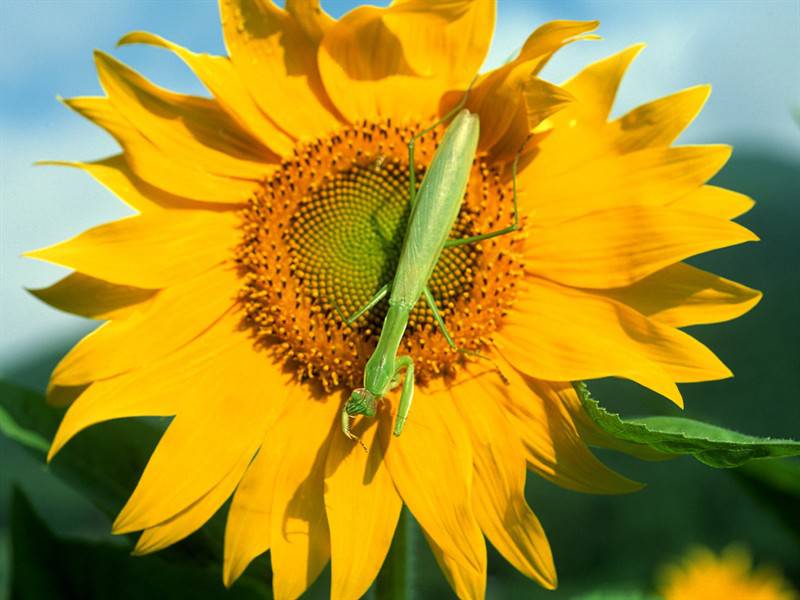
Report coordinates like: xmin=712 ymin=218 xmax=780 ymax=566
xmin=235 ymin=119 xmax=524 ymax=391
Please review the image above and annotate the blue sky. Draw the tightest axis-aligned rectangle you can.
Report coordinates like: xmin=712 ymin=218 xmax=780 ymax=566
xmin=1 ymin=0 xmax=798 ymax=375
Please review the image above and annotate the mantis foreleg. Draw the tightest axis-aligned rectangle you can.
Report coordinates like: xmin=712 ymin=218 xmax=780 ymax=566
xmin=393 ymin=355 xmax=415 ymax=436
xmin=444 ymin=150 xmax=522 ymax=248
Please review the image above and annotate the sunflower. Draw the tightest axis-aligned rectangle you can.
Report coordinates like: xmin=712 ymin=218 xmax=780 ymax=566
xmin=658 ymin=546 xmax=798 ymax=600
xmin=28 ymin=1 xmax=761 ymax=598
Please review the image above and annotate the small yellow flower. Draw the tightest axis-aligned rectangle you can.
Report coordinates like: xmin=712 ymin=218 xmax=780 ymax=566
xmin=659 ymin=546 xmax=798 ymax=600
xmin=28 ymin=2 xmax=761 ymax=598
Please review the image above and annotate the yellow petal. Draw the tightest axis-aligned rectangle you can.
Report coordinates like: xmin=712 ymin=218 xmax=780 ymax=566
xmin=382 ymin=388 xmax=485 ymax=576
xmin=26 ymin=209 xmax=239 ymax=288
xmin=425 ymin=532 xmax=486 ymax=600
xmin=600 ymin=263 xmax=762 ymax=328
xmin=467 ymin=20 xmax=597 ymax=154
xmin=220 ymin=0 xmax=343 ymax=140
xmin=562 ymin=44 xmax=644 ymax=122
xmin=613 ymin=85 xmax=711 ymax=152
xmin=285 ymin=0 xmax=333 ymax=43
xmin=497 ymin=280 xmax=733 ymax=406
xmin=453 ymin=382 xmax=557 ymax=588
xmin=133 ymin=452 xmax=251 ymax=555
xmin=669 ymin=185 xmax=755 ymax=220
xmin=462 ymin=360 xmax=642 ymax=495
xmin=117 ymin=31 xmax=295 ymax=156
xmin=111 ymin=321 xmax=291 ymax=533
xmin=94 ymin=51 xmax=276 ymax=178
xmin=28 ymin=272 xmax=155 ymax=320
xmin=269 ymin=396 xmax=337 ymax=600
xmin=223 ymin=389 xmax=331 ymax=590
xmin=521 ymin=145 xmax=732 ymax=225
xmin=516 ymin=46 xmax=643 ymax=181
xmin=324 ymin=410 xmax=402 ymax=600
xmin=223 ymin=419 xmax=285 ymax=586
xmin=468 ymin=62 xmax=570 ymax=152
xmin=518 ymin=20 xmax=600 ymax=65
xmin=479 ymin=78 xmax=573 ymax=164
xmin=38 ymin=156 xmax=199 ymax=212
xmin=525 ymin=205 xmax=758 ymax=288
xmin=48 ymin=308 xmax=245 ymax=459
xmin=63 ymin=96 xmax=263 ymax=203
xmin=318 ymin=0 xmax=494 ymax=121
xmin=50 ymin=266 xmax=239 ymax=387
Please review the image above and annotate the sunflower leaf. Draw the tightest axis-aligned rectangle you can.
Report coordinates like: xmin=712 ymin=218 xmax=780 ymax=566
xmin=9 ymin=487 xmax=268 ymax=599
xmin=575 ymin=382 xmax=800 ymax=468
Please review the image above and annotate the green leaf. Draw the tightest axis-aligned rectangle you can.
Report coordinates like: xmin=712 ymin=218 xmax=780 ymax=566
xmin=576 ymin=382 xmax=800 ymax=468
xmin=9 ymin=487 xmax=268 ymax=599
xmin=733 ymin=459 xmax=800 ymax=542
xmin=0 ymin=379 xmax=162 ymax=519
xmin=0 ymin=401 xmax=49 ymax=453
xmin=0 ymin=380 xmax=232 ymax=566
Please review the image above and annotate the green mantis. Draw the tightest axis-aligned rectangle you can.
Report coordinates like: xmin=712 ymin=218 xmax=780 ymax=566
xmin=341 ymin=105 xmax=521 ymax=440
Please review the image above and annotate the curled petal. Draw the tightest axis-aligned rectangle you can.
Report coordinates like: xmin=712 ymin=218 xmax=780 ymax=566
xmin=117 ymin=31 xmax=294 ymax=155
xmin=94 ymin=51 xmax=276 ymax=177
xmin=62 ymin=96 xmax=265 ymax=203
xmin=467 ymin=19 xmax=597 ymax=154
xmin=220 ymin=0 xmax=343 ymax=139
xmin=318 ymin=0 xmax=494 ymax=121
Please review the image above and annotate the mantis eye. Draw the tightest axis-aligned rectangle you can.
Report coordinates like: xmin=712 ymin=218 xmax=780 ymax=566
xmin=346 ymin=388 xmax=378 ymax=417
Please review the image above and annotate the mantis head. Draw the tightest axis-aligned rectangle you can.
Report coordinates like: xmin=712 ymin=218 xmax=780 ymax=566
xmin=346 ymin=388 xmax=378 ymax=417
xmin=341 ymin=388 xmax=378 ymax=442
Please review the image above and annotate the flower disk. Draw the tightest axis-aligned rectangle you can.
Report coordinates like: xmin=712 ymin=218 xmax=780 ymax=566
xmin=236 ymin=119 xmax=522 ymax=390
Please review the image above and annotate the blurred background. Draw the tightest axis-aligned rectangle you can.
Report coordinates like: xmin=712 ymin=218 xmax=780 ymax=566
xmin=1 ymin=1 xmax=799 ymax=598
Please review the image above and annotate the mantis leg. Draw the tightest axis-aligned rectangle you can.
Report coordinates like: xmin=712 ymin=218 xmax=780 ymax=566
xmin=407 ymin=81 xmax=475 ymax=210
xmin=424 ymin=286 xmax=490 ymax=362
xmin=423 ymin=286 xmax=456 ymax=349
xmin=444 ymin=150 xmax=522 ymax=248
xmin=337 ymin=282 xmax=390 ymax=325
xmin=393 ymin=355 xmax=415 ymax=436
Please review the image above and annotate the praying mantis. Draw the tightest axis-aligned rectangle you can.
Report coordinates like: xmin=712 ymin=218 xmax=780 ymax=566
xmin=340 ymin=104 xmax=521 ymax=441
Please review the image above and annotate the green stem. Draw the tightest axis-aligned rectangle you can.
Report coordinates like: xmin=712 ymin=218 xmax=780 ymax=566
xmin=375 ymin=508 xmax=416 ymax=600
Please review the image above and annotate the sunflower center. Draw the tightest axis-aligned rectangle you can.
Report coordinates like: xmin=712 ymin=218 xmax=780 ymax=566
xmin=236 ymin=120 xmax=523 ymax=391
